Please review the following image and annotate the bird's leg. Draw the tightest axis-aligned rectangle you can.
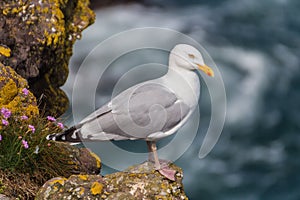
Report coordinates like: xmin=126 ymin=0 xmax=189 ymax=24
xmin=147 ymin=141 xmax=153 ymax=161
xmin=151 ymin=141 xmax=161 ymax=170
xmin=147 ymin=141 xmax=160 ymax=169
xmin=147 ymin=141 xmax=176 ymax=181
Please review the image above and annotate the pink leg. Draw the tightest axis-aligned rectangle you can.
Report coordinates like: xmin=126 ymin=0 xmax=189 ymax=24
xmin=147 ymin=141 xmax=154 ymax=162
xmin=147 ymin=141 xmax=161 ymax=169
xmin=146 ymin=141 xmax=176 ymax=181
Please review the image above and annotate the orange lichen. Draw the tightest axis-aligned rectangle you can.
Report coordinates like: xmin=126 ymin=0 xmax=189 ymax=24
xmin=49 ymin=177 xmax=67 ymax=186
xmin=0 ymin=45 xmax=11 ymax=57
xmin=90 ymin=182 xmax=103 ymax=195
xmin=0 ymin=0 xmax=95 ymax=116
xmin=79 ymin=175 xmax=88 ymax=181
xmin=0 ymin=64 xmax=39 ymax=119
xmin=0 ymin=79 xmax=17 ymax=104
xmin=89 ymin=152 xmax=101 ymax=169
xmin=79 ymin=187 xmax=85 ymax=195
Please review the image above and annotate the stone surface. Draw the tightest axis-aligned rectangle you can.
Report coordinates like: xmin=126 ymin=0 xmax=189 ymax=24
xmin=35 ymin=175 xmax=106 ymax=199
xmin=0 ymin=194 xmax=12 ymax=200
xmin=0 ymin=0 xmax=95 ymax=116
xmin=0 ymin=144 xmax=101 ymax=199
xmin=54 ymin=143 xmax=102 ymax=176
xmin=0 ymin=62 xmax=39 ymax=120
xmin=36 ymin=161 xmax=188 ymax=199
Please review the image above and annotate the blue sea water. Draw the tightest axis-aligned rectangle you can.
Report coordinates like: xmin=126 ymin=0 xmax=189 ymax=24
xmin=62 ymin=0 xmax=300 ymax=199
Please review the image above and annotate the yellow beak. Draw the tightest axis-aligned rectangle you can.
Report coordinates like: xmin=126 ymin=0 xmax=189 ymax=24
xmin=196 ymin=63 xmax=214 ymax=77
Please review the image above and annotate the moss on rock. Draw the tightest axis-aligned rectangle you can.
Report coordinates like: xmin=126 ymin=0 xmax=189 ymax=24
xmin=0 ymin=0 xmax=95 ymax=116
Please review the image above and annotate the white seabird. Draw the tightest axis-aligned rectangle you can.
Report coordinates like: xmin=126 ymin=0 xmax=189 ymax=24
xmin=47 ymin=44 xmax=214 ymax=180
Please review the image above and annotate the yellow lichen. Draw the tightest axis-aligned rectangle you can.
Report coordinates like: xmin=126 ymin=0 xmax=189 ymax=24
xmin=49 ymin=177 xmax=67 ymax=186
xmin=160 ymin=183 xmax=168 ymax=190
xmin=0 ymin=45 xmax=11 ymax=57
xmin=1 ymin=0 xmax=95 ymax=116
xmin=89 ymin=152 xmax=101 ymax=169
xmin=0 ymin=64 xmax=39 ymax=118
xmin=24 ymin=104 xmax=39 ymax=116
xmin=53 ymin=186 xmax=58 ymax=191
xmin=11 ymin=7 xmax=22 ymax=14
xmin=79 ymin=175 xmax=88 ymax=181
xmin=90 ymin=182 xmax=103 ymax=195
xmin=79 ymin=187 xmax=85 ymax=195
xmin=0 ymin=79 xmax=17 ymax=104
xmin=67 ymin=160 xmax=75 ymax=165
xmin=155 ymin=195 xmax=168 ymax=200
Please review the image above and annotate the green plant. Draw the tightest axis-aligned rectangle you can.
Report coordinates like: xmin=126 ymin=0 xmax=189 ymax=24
xmin=0 ymin=180 xmax=5 ymax=193
xmin=0 ymin=107 xmax=74 ymax=178
xmin=0 ymin=107 xmax=80 ymax=198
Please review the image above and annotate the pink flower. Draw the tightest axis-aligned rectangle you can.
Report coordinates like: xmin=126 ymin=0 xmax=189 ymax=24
xmin=2 ymin=119 xmax=8 ymax=126
xmin=57 ymin=122 xmax=64 ymax=129
xmin=28 ymin=125 xmax=35 ymax=133
xmin=21 ymin=115 xmax=28 ymax=120
xmin=22 ymin=88 xmax=29 ymax=96
xmin=1 ymin=108 xmax=11 ymax=119
xmin=22 ymin=140 xmax=29 ymax=149
xmin=47 ymin=116 xmax=56 ymax=122
xmin=0 ymin=134 xmax=2 ymax=141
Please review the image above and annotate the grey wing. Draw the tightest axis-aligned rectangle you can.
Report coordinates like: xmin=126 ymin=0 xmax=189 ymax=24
xmin=79 ymin=82 xmax=190 ymax=141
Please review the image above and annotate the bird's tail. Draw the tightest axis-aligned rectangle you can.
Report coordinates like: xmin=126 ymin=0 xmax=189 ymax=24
xmin=46 ymin=126 xmax=82 ymax=143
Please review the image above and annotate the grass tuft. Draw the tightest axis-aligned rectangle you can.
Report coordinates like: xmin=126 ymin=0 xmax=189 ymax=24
xmin=0 ymin=108 xmax=75 ymax=198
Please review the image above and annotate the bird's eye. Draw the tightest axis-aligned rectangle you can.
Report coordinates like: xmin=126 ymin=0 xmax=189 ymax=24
xmin=188 ymin=54 xmax=195 ymax=59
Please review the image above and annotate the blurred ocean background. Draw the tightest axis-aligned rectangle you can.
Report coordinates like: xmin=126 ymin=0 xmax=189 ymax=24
xmin=61 ymin=0 xmax=300 ymax=199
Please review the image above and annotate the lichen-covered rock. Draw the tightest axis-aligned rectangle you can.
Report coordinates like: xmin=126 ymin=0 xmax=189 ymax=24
xmin=104 ymin=162 xmax=188 ymax=200
xmin=55 ymin=143 xmax=102 ymax=175
xmin=0 ymin=62 xmax=39 ymax=122
xmin=36 ymin=162 xmax=188 ymax=200
xmin=35 ymin=175 xmax=106 ymax=199
xmin=0 ymin=0 xmax=95 ymax=116
xmin=0 ymin=194 xmax=12 ymax=200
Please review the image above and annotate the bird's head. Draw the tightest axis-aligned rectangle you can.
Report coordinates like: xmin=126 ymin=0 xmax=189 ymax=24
xmin=169 ymin=44 xmax=214 ymax=77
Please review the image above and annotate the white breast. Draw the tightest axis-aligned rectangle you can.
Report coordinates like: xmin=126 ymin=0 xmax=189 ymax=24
xmin=158 ymin=67 xmax=200 ymax=110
